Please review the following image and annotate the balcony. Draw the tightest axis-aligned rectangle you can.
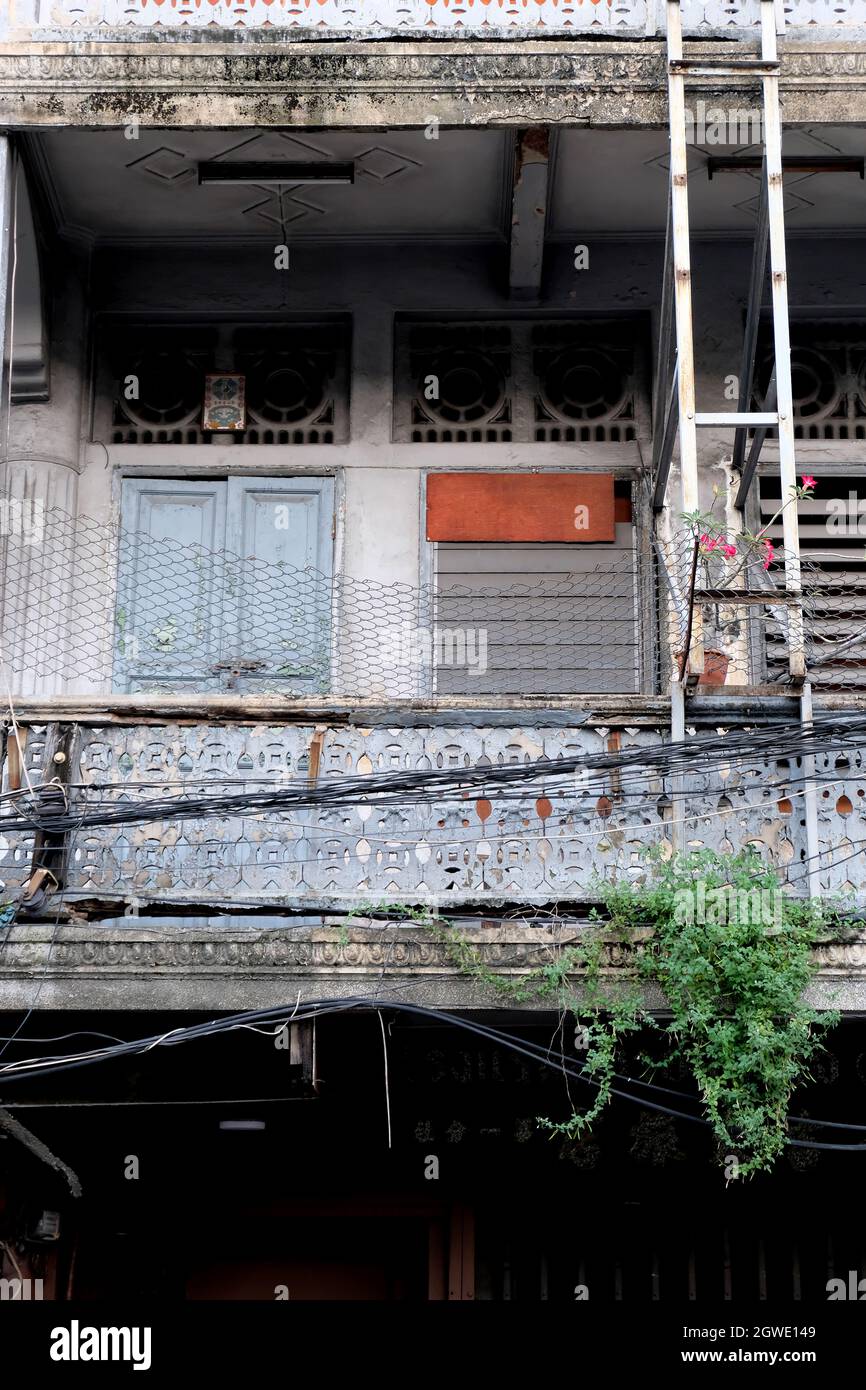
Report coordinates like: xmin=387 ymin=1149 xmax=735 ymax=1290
xmin=3 ymin=1 xmax=866 ymax=40
xmin=2 ymin=703 xmax=865 ymax=918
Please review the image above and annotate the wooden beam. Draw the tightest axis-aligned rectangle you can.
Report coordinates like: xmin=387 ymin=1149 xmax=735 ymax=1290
xmin=508 ymin=127 xmax=550 ymax=299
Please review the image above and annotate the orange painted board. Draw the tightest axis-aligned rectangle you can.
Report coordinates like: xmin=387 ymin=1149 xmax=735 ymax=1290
xmin=426 ymin=472 xmax=617 ymax=543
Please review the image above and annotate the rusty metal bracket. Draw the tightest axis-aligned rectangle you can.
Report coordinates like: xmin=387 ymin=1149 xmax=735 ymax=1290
xmin=308 ymin=724 xmax=327 ymax=783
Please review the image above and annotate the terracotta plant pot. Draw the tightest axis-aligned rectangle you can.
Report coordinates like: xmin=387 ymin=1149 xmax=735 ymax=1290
xmin=699 ymin=650 xmax=730 ymax=686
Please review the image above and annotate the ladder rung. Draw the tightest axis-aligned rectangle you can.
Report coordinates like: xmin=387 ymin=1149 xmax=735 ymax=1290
xmin=669 ymin=59 xmax=780 ymax=76
xmin=694 ymin=412 xmax=778 ymax=427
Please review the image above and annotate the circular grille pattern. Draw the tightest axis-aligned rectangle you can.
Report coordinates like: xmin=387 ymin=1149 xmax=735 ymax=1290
xmin=789 ymin=347 xmax=840 ymax=419
xmin=538 ymin=346 xmax=627 ymax=422
xmin=422 ymin=349 xmax=506 ymax=424
xmin=120 ymin=351 xmax=203 ymax=428
xmin=246 ymin=352 xmax=326 ymax=426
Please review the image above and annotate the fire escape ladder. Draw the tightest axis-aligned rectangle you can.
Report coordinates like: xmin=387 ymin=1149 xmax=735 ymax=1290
xmin=657 ymin=1 xmax=819 ymax=893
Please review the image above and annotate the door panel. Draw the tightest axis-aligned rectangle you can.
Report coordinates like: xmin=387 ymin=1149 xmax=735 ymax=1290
xmin=223 ymin=476 xmax=334 ymax=693
xmin=115 ymin=479 xmax=226 ymax=693
xmin=114 ymin=476 xmax=334 ymax=694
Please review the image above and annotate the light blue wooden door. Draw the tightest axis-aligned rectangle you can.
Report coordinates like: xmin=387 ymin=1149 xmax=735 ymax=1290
xmin=222 ymin=476 xmax=334 ymax=693
xmin=115 ymin=478 xmax=227 ymax=693
xmin=114 ymin=476 xmax=333 ymax=694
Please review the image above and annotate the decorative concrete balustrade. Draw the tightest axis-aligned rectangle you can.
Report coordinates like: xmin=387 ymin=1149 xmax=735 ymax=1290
xmin=2 ymin=0 xmax=866 ymax=38
xmin=1 ymin=716 xmax=857 ymax=913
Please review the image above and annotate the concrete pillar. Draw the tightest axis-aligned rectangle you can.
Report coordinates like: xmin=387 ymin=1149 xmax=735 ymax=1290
xmin=0 ymin=142 xmax=85 ymax=695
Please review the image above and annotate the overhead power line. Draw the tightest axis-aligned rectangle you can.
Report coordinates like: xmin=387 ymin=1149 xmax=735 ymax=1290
xmin=0 ymin=995 xmax=864 ymax=1152
xmin=3 ymin=712 xmax=866 ymax=836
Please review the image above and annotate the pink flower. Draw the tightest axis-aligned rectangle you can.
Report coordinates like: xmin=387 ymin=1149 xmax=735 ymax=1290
xmin=722 ymin=543 xmax=737 ymax=558
xmin=801 ymin=475 xmax=816 ymax=490
xmin=699 ymin=533 xmax=719 ymax=551
xmin=762 ymin=540 xmax=775 ymax=570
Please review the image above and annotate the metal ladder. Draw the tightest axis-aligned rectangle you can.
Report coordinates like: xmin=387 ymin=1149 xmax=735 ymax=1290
xmin=654 ymin=0 xmax=821 ymax=894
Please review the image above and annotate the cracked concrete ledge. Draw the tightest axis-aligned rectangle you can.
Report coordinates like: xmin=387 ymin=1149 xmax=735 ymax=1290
xmin=11 ymin=690 xmax=865 ymax=726
xmin=3 ymin=42 xmax=866 ymax=128
xmin=0 ymin=921 xmax=863 ymax=1012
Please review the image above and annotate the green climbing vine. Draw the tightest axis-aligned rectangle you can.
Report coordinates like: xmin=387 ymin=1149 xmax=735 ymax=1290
xmin=589 ymin=847 xmax=848 ymax=1175
xmin=347 ymin=848 xmax=855 ymax=1178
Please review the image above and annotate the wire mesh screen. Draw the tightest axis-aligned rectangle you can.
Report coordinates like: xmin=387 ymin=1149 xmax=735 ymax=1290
xmin=659 ymin=525 xmax=866 ymax=690
xmin=4 ymin=501 xmax=864 ymax=698
xmin=0 ymin=505 xmax=651 ymax=699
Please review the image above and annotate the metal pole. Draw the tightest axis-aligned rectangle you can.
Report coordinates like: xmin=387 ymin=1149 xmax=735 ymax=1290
xmin=670 ymin=674 xmax=686 ymax=856
xmin=799 ymin=681 xmax=822 ymax=901
xmin=760 ymin=2 xmax=805 ymax=680
xmin=666 ymin=0 xmax=703 ymax=674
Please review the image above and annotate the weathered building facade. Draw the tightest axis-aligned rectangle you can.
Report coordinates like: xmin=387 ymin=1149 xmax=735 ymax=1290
xmin=2 ymin=0 xmax=866 ymax=1304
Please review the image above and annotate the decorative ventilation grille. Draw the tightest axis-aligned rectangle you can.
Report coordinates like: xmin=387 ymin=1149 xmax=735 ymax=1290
xmin=401 ymin=322 xmax=513 ymax=444
xmin=395 ymin=317 xmax=646 ymax=444
xmin=99 ymin=320 xmax=350 ymax=445
xmin=756 ymin=323 xmax=866 ymax=442
xmin=532 ymin=322 xmax=639 ymax=444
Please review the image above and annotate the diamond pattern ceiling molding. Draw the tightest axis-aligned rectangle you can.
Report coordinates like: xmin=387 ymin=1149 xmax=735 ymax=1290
xmin=36 ymin=126 xmax=506 ymax=244
xmin=240 ymin=192 xmax=327 ymax=230
xmin=549 ymin=126 xmax=866 ymax=235
xmin=354 ymin=147 xmax=421 ymax=185
xmin=124 ymin=132 xmax=376 ymax=214
xmin=124 ymin=146 xmax=197 ymax=186
xmin=121 ymin=131 xmax=422 ymax=232
xmin=34 ymin=0 xmax=866 ymax=34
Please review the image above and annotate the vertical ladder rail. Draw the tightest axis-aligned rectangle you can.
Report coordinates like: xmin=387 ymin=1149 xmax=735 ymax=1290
xmin=666 ymin=0 xmax=703 ymax=677
xmin=765 ymin=0 xmax=820 ymax=896
xmin=760 ymin=1 xmax=806 ymax=681
xmin=665 ymin=0 xmax=696 ymax=854
xmin=661 ymin=3 xmax=816 ymax=894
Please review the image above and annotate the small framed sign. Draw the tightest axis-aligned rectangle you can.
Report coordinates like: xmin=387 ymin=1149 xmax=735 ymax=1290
xmin=203 ymin=373 xmax=246 ymax=432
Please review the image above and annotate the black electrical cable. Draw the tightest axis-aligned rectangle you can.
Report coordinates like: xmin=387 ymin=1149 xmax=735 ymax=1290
xmin=2 ymin=993 xmax=865 ymax=1150
xmin=5 ymin=711 xmax=866 ymax=835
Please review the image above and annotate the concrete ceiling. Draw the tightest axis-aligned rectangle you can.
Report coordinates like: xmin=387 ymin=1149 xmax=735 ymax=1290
xmin=28 ymin=123 xmax=866 ymax=249
xmin=549 ymin=126 xmax=866 ymax=237
xmin=31 ymin=127 xmax=512 ymax=246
